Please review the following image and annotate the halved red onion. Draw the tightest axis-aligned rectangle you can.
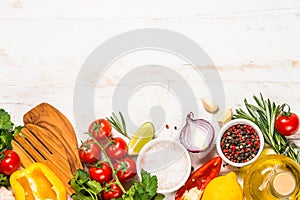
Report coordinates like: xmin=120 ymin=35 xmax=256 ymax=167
xmin=179 ymin=112 xmax=215 ymax=158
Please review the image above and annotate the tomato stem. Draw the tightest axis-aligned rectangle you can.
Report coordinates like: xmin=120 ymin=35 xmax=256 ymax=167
xmin=87 ymin=133 xmax=126 ymax=194
xmin=277 ymin=103 xmax=291 ymax=117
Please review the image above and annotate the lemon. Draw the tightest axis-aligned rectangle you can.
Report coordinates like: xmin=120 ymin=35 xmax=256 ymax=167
xmin=202 ymin=172 xmax=243 ymax=200
xmin=128 ymin=122 xmax=155 ymax=155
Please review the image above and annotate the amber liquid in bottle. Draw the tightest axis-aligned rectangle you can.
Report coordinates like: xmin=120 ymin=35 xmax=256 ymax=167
xmin=243 ymin=155 xmax=300 ymax=200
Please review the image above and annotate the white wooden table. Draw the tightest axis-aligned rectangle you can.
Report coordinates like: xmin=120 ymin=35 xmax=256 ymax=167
xmin=1 ymin=0 xmax=300 ymax=199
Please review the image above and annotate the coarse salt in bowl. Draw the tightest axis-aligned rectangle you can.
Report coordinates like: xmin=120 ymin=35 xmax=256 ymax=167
xmin=136 ymin=138 xmax=191 ymax=194
xmin=216 ymin=119 xmax=265 ymax=167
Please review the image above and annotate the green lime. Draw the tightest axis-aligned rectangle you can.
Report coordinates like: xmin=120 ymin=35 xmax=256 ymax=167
xmin=128 ymin=122 xmax=155 ymax=155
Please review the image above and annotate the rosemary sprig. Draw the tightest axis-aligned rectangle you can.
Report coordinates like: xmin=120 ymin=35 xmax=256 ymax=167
xmin=233 ymin=93 xmax=300 ymax=164
xmin=106 ymin=112 xmax=131 ymax=139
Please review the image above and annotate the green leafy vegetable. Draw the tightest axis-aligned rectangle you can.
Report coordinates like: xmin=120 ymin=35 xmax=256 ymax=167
xmin=233 ymin=93 xmax=300 ymax=164
xmin=120 ymin=169 xmax=165 ymax=200
xmin=0 ymin=109 xmax=22 ymax=153
xmin=0 ymin=109 xmax=14 ymax=131
xmin=70 ymin=169 xmax=102 ymax=200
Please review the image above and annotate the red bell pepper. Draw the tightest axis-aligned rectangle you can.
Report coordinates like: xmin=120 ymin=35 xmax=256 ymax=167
xmin=175 ymin=156 xmax=222 ymax=200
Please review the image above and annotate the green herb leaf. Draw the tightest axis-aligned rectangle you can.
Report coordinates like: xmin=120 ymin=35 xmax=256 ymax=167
xmin=119 ymin=112 xmax=127 ymax=134
xmin=14 ymin=126 xmax=23 ymax=135
xmin=120 ymin=169 xmax=163 ymax=200
xmin=69 ymin=178 xmax=81 ymax=193
xmin=0 ymin=173 xmax=10 ymax=187
xmin=107 ymin=112 xmax=130 ymax=139
xmin=0 ymin=108 xmax=22 ymax=153
xmin=141 ymin=169 xmax=158 ymax=197
xmin=0 ymin=109 xmax=14 ymax=131
xmin=0 ymin=133 xmax=13 ymax=151
xmin=70 ymin=169 xmax=103 ymax=200
xmin=87 ymin=180 xmax=102 ymax=194
xmin=154 ymin=193 xmax=165 ymax=200
xmin=76 ymin=169 xmax=90 ymax=185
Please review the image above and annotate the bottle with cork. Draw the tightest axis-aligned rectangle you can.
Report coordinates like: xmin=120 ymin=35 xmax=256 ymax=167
xmin=243 ymin=155 xmax=300 ymax=200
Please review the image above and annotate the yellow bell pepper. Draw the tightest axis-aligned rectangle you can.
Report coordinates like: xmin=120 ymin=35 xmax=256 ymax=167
xmin=10 ymin=162 xmax=66 ymax=200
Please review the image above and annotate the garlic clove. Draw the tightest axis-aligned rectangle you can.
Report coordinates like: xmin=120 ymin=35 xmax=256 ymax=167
xmin=201 ymin=99 xmax=219 ymax=113
xmin=218 ymin=108 xmax=233 ymax=127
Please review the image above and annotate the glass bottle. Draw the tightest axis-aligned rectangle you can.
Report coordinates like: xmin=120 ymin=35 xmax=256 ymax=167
xmin=244 ymin=154 xmax=300 ymax=200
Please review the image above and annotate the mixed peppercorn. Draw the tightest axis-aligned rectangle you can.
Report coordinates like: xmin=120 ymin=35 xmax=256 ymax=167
xmin=220 ymin=124 xmax=260 ymax=163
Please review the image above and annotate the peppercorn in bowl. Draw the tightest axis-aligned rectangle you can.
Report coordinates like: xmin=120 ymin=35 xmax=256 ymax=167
xmin=216 ymin=119 xmax=264 ymax=167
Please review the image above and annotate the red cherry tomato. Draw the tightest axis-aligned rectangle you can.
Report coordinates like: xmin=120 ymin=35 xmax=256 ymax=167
xmin=89 ymin=162 xmax=112 ymax=184
xmin=89 ymin=119 xmax=112 ymax=142
xmin=275 ymin=113 xmax=299 ymax=136
xmin=105 ymin=137 xmax=128 ymax=160
xmin=78 ymin=139 xmax=101 ymax=164
xmin=0 ymin=150 xmax=21 ymax=175
xmin=114 ymin=157 xmax=136 ymax=182
xmin=102 ymin=180 xmax=124 ymax=200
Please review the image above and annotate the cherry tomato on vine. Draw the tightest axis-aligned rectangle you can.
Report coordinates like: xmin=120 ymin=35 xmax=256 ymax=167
xmin=105 ymin=137 xmax=128 ymax=160
xmin=275 ymin=113 xmax=299 ymax=136
xmin=89 ymin=162 xmax=112 ymax=184
xmin=0 ymin=150 xmax=21 ymax=175
xmin=114 ymin=157 xmax=136 ymax=182
xmin=78 ymin=139 xmax=101 ymax=164
xmin=89 ymin=119 xmax=112 ymax=142
xmin=102 ymin=180 xmax=124 ymax=200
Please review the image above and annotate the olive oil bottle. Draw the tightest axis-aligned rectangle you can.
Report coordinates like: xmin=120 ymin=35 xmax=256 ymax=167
xmin=243 ymin=155 xmax=300 ymax=200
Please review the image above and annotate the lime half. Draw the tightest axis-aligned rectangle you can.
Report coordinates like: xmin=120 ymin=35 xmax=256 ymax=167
xmin=128 ymin=122 xmax=155 ymax=155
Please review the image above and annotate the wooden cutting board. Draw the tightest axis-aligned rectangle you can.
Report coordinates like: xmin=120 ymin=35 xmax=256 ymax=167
xmin=12 ymin=103 xmax=83 ymax=195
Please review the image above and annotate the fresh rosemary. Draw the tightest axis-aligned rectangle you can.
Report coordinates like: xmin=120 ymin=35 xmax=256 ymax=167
xmin=106 ymin=112 xmax=131 ymax=139
xmin=233 ymin=93 xmax=300 ymax=164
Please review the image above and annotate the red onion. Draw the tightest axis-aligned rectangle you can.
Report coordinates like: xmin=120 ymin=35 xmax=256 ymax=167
xmin=179 ymin=112 xmax=215 ymax=158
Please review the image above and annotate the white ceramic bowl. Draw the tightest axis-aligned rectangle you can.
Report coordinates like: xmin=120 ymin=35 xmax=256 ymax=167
xmin=136 ymin=138 xmax=191 ymax=193
xmin=216 ymin=119 xmax=265 ymax=167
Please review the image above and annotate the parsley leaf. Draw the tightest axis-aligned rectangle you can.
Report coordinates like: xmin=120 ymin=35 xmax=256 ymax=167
xmin=70 ymin=169 xmax=102 ymax=200
xmin=120 ymin=169 xmax=164 ymax=200
xmin=141 ymin=169 xmax=158 ymax=197
xmin=154 ymin=193 xmax=165 ymax=200
xmin=0 ymin=109 xmax=13 ymax=131
xmin=0 ymin=108 xmax=22 ymax=153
